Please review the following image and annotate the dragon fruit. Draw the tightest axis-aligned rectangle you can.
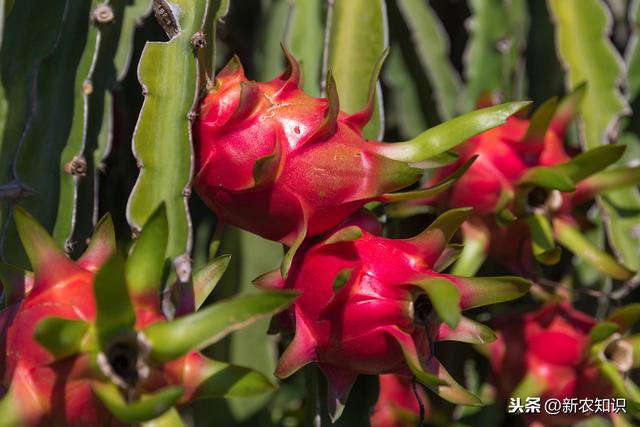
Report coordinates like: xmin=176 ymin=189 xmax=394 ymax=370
xmin=394 ymin=87 xmax=639 ymax=279
xmin=490 ymin=301 xmax=640 ymax=425
xmin=0 ymin=206 xmax=296 ymax=426
xmin=255 ymin=207 xmax=531 ymax=420
xmin=193 ymin=47 xmax=528 ymax=272
xmin=370 ymin=374 xmax=428 ymax=427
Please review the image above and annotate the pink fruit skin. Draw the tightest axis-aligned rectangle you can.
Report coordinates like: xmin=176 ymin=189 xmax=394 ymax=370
xmin=370 ymin=374 xmax=428 ymax=427
xmin=490 ymin=302 xmax=612 ymax=425
xmin=422 ymin=114 xmax=586 ymax=273
xmin=193 ymin=56 xmax=420 ymax=246
xmin=0 ymin=238 xmax=221 ymax=426
xmin=259 ymin=217 xmax=497 ymax=412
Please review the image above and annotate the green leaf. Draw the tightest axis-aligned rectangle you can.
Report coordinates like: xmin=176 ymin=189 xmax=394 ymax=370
xmin=115 ymin=0 xmax=153 ymax=77
xmin=411 ymin=277 xmax=461 ymax=329
xmin=144 ymin=291 xmax=297 ymax=362
xmin=522 ymin=96 xmax=558 ymax=143
xmin=77 ymin=213 xmax=116 ymax=272
xmin=452 ymin=276 xmax=531 ymax=310
xmin=191 ymin=254 xmax=231 ymax=310
xmin=93 ymin=382 xmax=183 ymax=423
xmin=33 ymin=316 xmax=88 ymax=361
xmin=581 ymin=166 xmax=640 ymax=195
xmin=128 ymin=0 xmax=210 ymax=260
xmin=408 ymin=208 xmax=472 ymax=258
xmin=598 ymin=361 xmax=640 ymax=406
xmin=374 ymin=101 xmax=530 ymax=163
xmin=589 ymin=322 xmax=620 ymax=345
xmin=94 ymin=252 xmax=136 ymax=346
xmin=518 ymin=167 xmax=575 ymax=191
xmin=395 ymin=0 xmax=462 ymax=120
xmin=386 ymin=327 xmax=447 ymax=386
xmin=433 ymin=244 xmax=464 ymax=273
xmin=13 ymin=207 xmax=77 ymax=277
xmin=323 ymin=226 xmax=363 ymax=245
xmin=325 ymin=0 xmax=387 ymax=139
xmin=0 ymin=385 xmax=25 ymax=427
xmin=191 ymin=359 xmax=276 ymax=399
xmin=141 ymin=408 xmax=186 ymax=427
xmin=607 ymin=304 xmax=640 ymax=332
xmin=511 ymin=371 xmax=546 ymax=400
xmin=526 ymin=212 xmax=561 ymax=265
xmin=553 ymin=217 xmax=634 ymax=281
xmin=555 ymin=145 xmax=626 ymax=182
xmin=429 ymin=358 xmax=483 ymax=406
xmin=451 ymin=222 xmax=490 ymax=277
xmin=627 ymin=335 xmax=640 ymax=368
xmin=287 ymin=0 xmax=324 ymax=96
xmin=380 ymin=155 xmax=477 ymax=202
xmin=126 ymin=204 xmax=168 ymax=298
xmin=332 ymin=268 xmax=353 ymax=292
xmin=437 ymin=316 xmax=497 ymax=344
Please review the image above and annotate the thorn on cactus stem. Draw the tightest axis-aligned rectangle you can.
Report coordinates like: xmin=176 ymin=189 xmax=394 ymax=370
xmin=83 ymin=80 xmax=93 ymax=95
xmin=190 ymin=32 xmax=207 ymax=49
xmin=97 ymin=333 xmax=152 ymax=390
xmin=92 ymin=4 xmax=115 ymax=25
xmin=63 ymin=239 xmax=75 ymax=254
xmin=64 ymin=156 xmax=87 ymax=177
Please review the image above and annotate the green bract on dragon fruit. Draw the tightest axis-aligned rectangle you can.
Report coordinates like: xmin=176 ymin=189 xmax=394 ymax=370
xmin=255 ymin=208 xmax=530 ymax=420
xmin=193 ymin=48 xmax=528 ymax=273
xmin=0 ymin=207 xmax=295 ymax=427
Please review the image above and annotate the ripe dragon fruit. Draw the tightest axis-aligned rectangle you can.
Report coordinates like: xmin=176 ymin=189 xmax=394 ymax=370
xmin=0 ymin=206 xmax=296 ymax=426
xmin=254 ymin=207 xmax=531 ymax=420
xmin=392 ymin=87 xmax=639 ymax=279
xmin=193 ymin=47 xmax=528 ymax=273
xmin=370 ymin=374 xmax=429 ymax=427
xmin=490 ymin=301 xmax=640 ymax=425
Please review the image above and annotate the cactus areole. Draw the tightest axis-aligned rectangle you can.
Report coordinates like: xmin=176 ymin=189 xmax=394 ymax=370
xmin=255 ymin=208 xmax=531 ymax=420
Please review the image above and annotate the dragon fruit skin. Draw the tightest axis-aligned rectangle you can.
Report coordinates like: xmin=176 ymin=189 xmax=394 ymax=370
xmin=255 ymin=208 xmax=531 ymax=420
xmin=193 ymin=50 xmax=527 ymax=263
xmin=370 ymin=374 xmax=428 ymax=427
xmin=407 ymin=90 xmax=638 ymax=278
xmin=194 ymin=53 xmax=420 ymax=247
xmin=0 ymin=208 xmax=291 ymax=427
xmin=490 ymin=302 xmax=613 ymax=425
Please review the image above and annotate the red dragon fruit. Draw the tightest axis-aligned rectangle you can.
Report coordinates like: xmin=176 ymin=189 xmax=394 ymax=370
xmin=0 ymin=206 xmax=295 ymax=426
xmin=394 ymin=87 xmax=639 ymax=279
xmin=193 ymin=47 xmax=528 ymax=272
xmin=370 ymin=374 xmax=429 ymax=427
xmin=255 ymin=207 xmax=531 ymax=420
xmin=490 ymin=301 xmax=639 ymax=425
